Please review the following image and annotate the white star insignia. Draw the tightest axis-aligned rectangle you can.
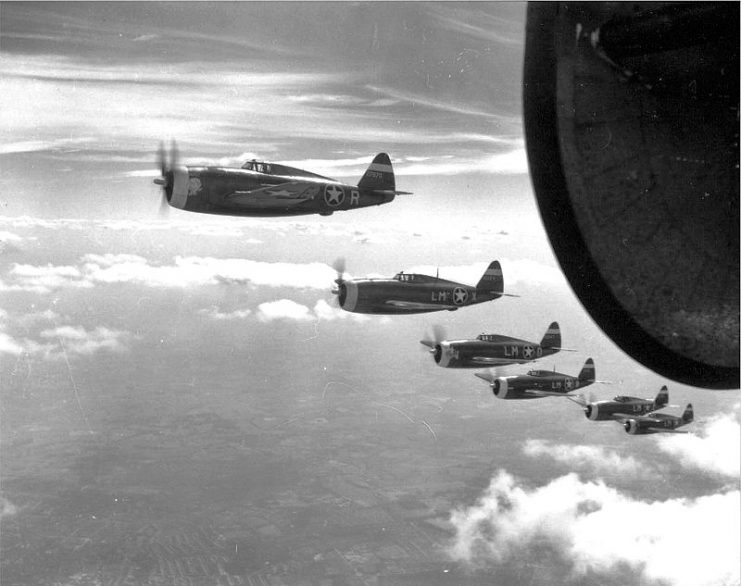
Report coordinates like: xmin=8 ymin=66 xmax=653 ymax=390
xmin=325 ymin=185 xmax=344 ymax=206
xmin=524 ymin=345 xmax=534 ymax=358
xmin=453 ymin=287 xmax=468 ymax=305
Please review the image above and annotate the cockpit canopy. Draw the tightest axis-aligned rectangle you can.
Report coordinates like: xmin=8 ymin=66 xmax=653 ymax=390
xmin=527 ymin=369 xmax=550 ymax=377
xmin=392 ymin=272 xmax=440 ymax=283
xmin=242 ymin=160 xmax=272 ymax=174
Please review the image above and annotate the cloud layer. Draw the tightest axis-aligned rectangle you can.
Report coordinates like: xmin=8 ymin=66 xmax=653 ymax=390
xmin=449 ymin=470 xmax=739 ymax=586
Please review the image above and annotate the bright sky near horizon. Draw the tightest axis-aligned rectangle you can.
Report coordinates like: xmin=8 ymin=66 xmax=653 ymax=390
xmin=1 ymin=4 xmax=739 ymax=586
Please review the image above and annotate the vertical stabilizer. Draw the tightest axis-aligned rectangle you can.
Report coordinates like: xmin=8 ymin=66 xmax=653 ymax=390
xmin=682 ymin=403 xmax=694 ymax=424
xmin=358 ymin=153 xmax=396 ymax=192
xmin=578 ymin=358 xmax=595 ymax=385
xmin=540 ymin=322 xmax=561 ymax=349
xmin=476 ymin=261 xmax=503 ymax=298
xmin=653 ymin=385 xmax=669 ymax=410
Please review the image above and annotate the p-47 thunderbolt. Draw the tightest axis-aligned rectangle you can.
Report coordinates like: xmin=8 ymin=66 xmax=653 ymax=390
xmin=154 ymin=143 xmax=410 ymax=217
xmin=475 ymin=358 xmax=595 ymax=399
xmin=615 ymin=404 xmax=694 ymax=435
xmin=331 ymin=260 xmax=513 ymax=314
xmin=420 ymin=322 xmax=567 ymax=368
xmin=570 ymin=385 xmax=670 ymax=421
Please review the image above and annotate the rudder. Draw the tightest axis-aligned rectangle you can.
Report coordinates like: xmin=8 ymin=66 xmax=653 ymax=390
xmin=682 ymin=403 xmax=694 ymax=423
xmin=540 ymin=322 xmax=561 ymax=349
xmin=476 ymin=261 xmax=503 ymax=297
xmin=358 ymin=153 xmax=395 ymax=192
xmin=653 ymin=385 xmax=669 ymax=410
xmin=578 ymin=358 xmax=595 ymax=385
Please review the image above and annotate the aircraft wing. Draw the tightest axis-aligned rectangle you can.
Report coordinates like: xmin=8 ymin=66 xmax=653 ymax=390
xmin=525 ymin=390 xmax=573 ymax=397
xmin=385 ymin=300 xmax=454 ymax=310
xmin=645 ymin=427 xmax=689 ymax=434
xmin=225 ymin=182 xmax=318 ymax=207
xmin=471 ymin=356 xmax=530 ymax=366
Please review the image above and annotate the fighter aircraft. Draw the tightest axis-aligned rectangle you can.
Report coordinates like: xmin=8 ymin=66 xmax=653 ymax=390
xmin=331 ymin=260 xmax=514 ymax=314
xmin=154 ymin=142 xmax=410 ymax=217
xmin=474 ymin=358 xmax=595 ymax=399
xmin=420 ymin=322 xmax=568 ymax=368
xmin=570 ymin=385 xmax=670 ymax=421
xmin=615 ymin=404 xmax=694 ymax=435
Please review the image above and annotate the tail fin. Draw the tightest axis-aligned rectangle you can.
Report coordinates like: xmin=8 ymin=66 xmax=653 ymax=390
xmin=682 ymin=403 xmax=694 ymax=424
xmin=539 ymin=322 xmax=561 ymax=350
xmin=476 ymin=261 xmax=503 ymax=298
xmin=653 ymin=385 xmax=669 ymax=410
xmin=578 ymin=358 xmax=595 ymax=385
xmin=358 ymin=153 xmax=407 ymax=194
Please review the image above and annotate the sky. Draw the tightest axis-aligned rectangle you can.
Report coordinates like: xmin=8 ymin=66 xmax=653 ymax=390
xmin=1 ymin=3 xmax=739 ymax=586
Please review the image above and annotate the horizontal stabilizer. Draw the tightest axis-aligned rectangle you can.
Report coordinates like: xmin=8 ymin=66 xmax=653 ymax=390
xmin=474 ymin=371 xmax=496 ymax=383
xmin=370 ymin=189 xmax=413 ymax=196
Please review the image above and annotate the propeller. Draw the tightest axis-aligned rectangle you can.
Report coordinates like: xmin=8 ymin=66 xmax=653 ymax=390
xmin=330 ymin=257 xmax=347 ymax=306
xmin=332 ymin=257 xmax=346 ymax=284
xmin=420 ymin=324 xmax=446 ymax=349
xmin=153 ymin=140 xmax=179 ymax=217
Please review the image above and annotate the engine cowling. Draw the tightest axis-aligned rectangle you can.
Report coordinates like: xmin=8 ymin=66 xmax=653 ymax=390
xmin=585 ymin=403 xmax=600 ymax=420
xmin=624 ymin=419 xmax=643 ymax=434
xmin=168 ymin=166 xmax=192 ymax=210
xmin=338 ymin=281 xmax=358 ymax=312
xmin=437 ymin=342 xmax=454 ymax=367
xmin=492 ymin=378 xmax=509 ymax=399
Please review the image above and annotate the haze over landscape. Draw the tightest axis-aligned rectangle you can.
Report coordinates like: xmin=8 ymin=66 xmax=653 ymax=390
xmin=1 ymin=3 xmax=739 ymax=586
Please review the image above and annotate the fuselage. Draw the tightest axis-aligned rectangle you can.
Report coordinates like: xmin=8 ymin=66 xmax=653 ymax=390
xmin=492 ymin=369 xmax=590 ymax=399
xmin=166 ymin=166 xmax=394 ymax=217
xmin=338 ymin=274 xmax=495 ymax=314
xmin=432 ymin=336 xmax=556 ymax=368
xmin=584 ymin=397 xmax=655 ymax=420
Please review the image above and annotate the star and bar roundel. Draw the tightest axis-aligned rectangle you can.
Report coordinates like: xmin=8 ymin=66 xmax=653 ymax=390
xmin=453 ymin=287 xmax=469 ymax=305
xmin=324 ymin=184 xmax=345 ymax=206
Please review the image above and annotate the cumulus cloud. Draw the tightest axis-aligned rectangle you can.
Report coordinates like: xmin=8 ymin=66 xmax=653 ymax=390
xmin=656 ymin=407 xmax=741 ymax=478
xmin=256 ymin=299 xmax=314 ymax=323
xmin=2 ymin=255 xmax=337 ymax=293
xmin=449 ymin=470 xmax=740 ymax=586
xmin=38 ymin=325 xmax=133 ymax=358
xmin=198 ymin=306 xmax=252 ymax=321
xmin=0 ymin=331 xmax=25 ymax=356
xmin=0 ymin=497 xmax=18 ymax=519
xmin=523 ymin=439 xmax=644 ymax=477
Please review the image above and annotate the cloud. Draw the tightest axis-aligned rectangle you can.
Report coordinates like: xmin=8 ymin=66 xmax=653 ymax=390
xmin=656 ymin=407 xmax=741 ymax=478
xmin=0 ymin=497 xmax=18 ymax=518
xmin=3 ymin=255 xmax=337 ymax=293
xmin=523 ymin=439 xmax=644 ymax=477
xmin=0 ymin=331 xmax=26 ymax=356
xmin=256 ymin=299 xmax=314 ymax=323
xmin=449 ymin=470 xmax=740 ymax=586
xmin=38 ymin=325 xmax=134 ymax=358
xmin=198 ymin=306 xmax=252 ymax=321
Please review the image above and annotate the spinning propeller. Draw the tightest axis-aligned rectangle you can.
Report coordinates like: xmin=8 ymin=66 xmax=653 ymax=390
xmin=420 ymin=325 xmax=447 ymax=363
xmin=154 ymin=140 xmax=179 ymax=216
xmin=330 ymin=257 xmax=347 ymax=307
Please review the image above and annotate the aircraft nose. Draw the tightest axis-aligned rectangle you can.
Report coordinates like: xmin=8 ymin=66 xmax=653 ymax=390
xmin=433 ymin=344 xmax=442 ymax=364
xmin=584 ymin=405 xmax=593 ymax=419
xmin=341 ymin=281 xmax=358 ymax=311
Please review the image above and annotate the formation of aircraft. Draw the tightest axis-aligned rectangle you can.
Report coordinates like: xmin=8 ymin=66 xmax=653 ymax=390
xmin=474 ymin=358 xmax=595 ymax=399
xmin=331 ymin=260 xmax=515 ymax=315
xmin=150 ymin=142 xmax=698 ymax=437
xmin=420 ymin=322 xmax=568 ymax=368
xmin=154 ymin=143 xmax=410 ymax=217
